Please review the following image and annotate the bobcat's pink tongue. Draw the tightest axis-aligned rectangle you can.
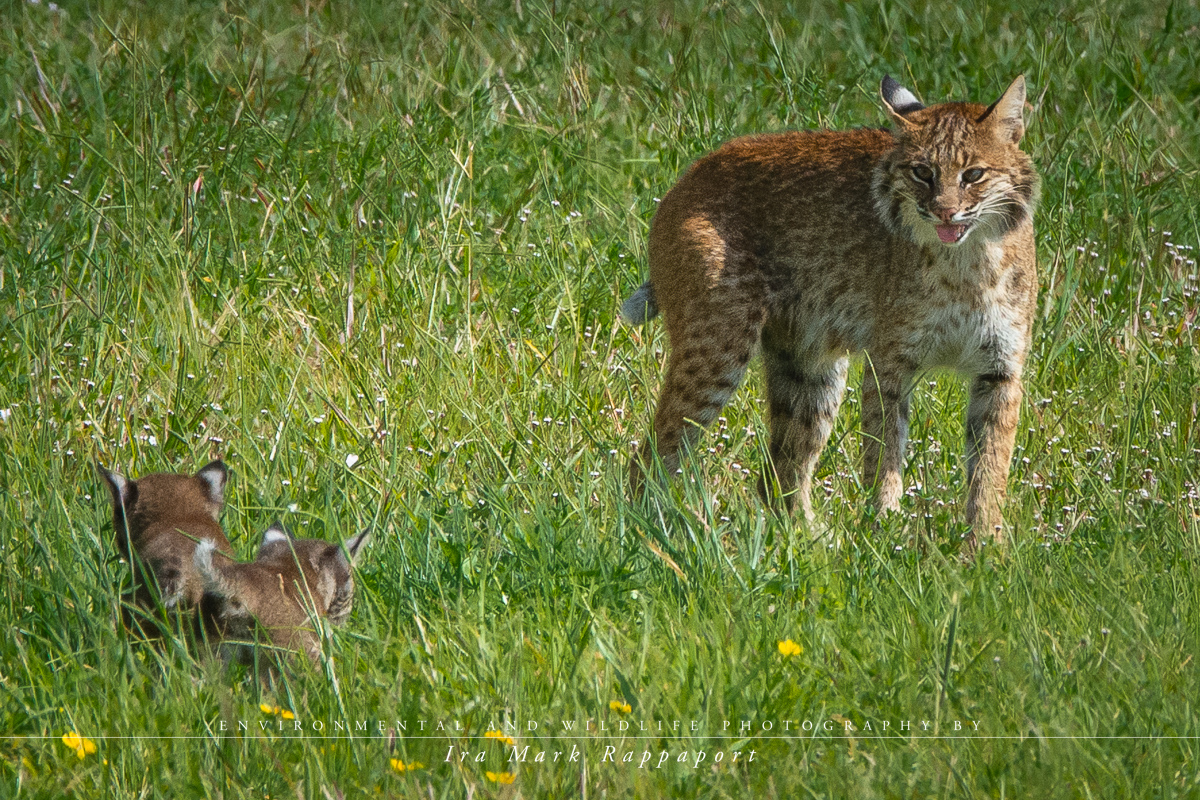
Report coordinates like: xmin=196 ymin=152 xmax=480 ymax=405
xmin=936 ymin=224 xmax=966 ymax=244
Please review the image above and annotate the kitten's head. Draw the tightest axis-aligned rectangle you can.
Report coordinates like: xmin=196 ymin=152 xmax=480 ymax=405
xmin=98 ymin=459 xmax=228 ymax=552
xmin=256 ymin=522 xmax=370 ymax=625
xmin=873 ymin=75 xmax=1040 ymax=248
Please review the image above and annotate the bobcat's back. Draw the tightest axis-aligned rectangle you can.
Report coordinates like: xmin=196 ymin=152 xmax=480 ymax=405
xmin=647 ymin=128 xmax=901 ymax=352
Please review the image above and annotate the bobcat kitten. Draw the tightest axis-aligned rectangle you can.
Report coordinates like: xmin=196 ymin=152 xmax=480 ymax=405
xmin=195 ymin=522 xmax=369 ymax=663
xmin=98 ymin=459 xmax=234 ymax=609
xmin=622 ymin=75 xmax=1039 ymax=550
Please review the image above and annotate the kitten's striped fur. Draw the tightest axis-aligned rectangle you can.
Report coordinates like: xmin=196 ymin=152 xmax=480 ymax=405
xmin=196 ymin=523 xmax=369 ymax=663
xmin=98 ymin=460 xmax=234 ymax=611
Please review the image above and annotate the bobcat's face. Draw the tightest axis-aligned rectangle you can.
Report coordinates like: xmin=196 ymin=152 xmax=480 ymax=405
xmin=874 ymin=77 xmax=1039 ymax=250
xmin=256 ymin=527 xmax=361 ymax=623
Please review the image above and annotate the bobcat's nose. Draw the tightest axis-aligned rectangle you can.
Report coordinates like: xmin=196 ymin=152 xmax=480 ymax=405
xmin=932 ymin=207 xmax=959 ymax=223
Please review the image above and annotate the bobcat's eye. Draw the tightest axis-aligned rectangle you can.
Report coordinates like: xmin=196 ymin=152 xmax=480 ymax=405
xmin=961 ymin=167 xmax=985 ymax=184
xmin=910 ymin=164 xmax=935 ymax=184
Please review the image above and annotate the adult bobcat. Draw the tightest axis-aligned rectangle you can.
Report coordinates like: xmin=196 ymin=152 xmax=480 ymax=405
xmin=623 ymin=75 xmax=1039 ymax=551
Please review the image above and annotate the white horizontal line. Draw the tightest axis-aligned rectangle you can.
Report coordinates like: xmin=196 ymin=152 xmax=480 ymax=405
xmin=22 ymin=735 xmax=1200 ymax=741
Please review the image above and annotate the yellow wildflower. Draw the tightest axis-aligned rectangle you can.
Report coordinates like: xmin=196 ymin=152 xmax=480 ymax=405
xmin=609 ymin=700 xmax=632 ymax=714
xmin=777 ymin=639 xmax=803 ymax=657
xmin=486 ymin=771 xmax=516 ymax=784
xmin=61 ymin=732 xmax=97 ymax=759
xmin=259 ymin=704 xmax=296 ymax=720
xmin=484 ymin=730 xmax=516 ymax=746
xmin=390 ymin=758 xmax=425 ymax=773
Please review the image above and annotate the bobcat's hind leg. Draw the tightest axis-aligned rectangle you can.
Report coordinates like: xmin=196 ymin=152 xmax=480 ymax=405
xmin=758 ymin=342 xmax=848 ymax=521
xmin=860 ymin=360 xmax=914 ymax=516
xmin=630 ymin=301 xmax=764 ymax=495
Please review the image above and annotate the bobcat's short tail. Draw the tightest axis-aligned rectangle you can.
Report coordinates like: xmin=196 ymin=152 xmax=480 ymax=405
xmin=620 ymin=281 xmax=660 ymax=325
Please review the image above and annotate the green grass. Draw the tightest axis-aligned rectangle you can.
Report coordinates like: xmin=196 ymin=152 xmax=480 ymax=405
xmin=2 ymin=0 xmax=1200 ymax=796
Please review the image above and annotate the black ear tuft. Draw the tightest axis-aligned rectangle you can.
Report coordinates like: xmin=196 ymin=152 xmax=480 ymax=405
xmin=880 ymin=74 xmax=925 ymax=115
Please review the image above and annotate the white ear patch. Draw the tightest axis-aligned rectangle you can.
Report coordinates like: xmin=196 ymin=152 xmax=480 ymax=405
xmin=262 ymin=523 xmax=290 ymax=546
xmin=881 ymin=75 xmax=925 ymax=115
xmin=195 ymin=460 xmax=228 ymax=507
xmin=194 ymin=538 xmax=218 ymax=579
xmin=891 ymin=86 xmax=921 ymax=110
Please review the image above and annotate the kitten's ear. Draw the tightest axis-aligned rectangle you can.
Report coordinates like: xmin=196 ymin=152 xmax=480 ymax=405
xmin=194 ymin=459 xmax=229 ymax=512
xmin=261 ymin=521 xmax=293 ymax=549
xmin=97 ymin=464 xmax=132 ymax=510
xmin=979 ymin=75 xmax=1027 ymax=144
xmin=880 ymin=74 xmax=924 ymax=128
xmin=342 ymin=529 xmax=371 ymax=566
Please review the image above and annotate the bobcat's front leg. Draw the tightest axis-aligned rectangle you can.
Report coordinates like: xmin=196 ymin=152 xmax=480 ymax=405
xmin=861 ymin=366 xmax=911 ymax=515
xmin=964 ymin=372 xmax=1023 ymax=549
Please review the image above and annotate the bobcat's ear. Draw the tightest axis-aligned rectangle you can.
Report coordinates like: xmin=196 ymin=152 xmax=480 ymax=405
xmin=978 ymin=75 xmax=1027 ymax=144
xmin=261 ymin=521 xmax=293 ymax=548
xmin=342 ymin=529 xmax=371 ymax=566
xmin=194 ymin=459 xmax=229 ymax=513
xmin=880 ymin=75 xmax=924 ymax=129
xmin=97 ymin=464 xmax=132 ymax=510
xmin=98 ymin=463 xmax=137 ymax=544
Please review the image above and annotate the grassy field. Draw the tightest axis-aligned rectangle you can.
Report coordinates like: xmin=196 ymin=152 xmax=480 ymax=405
xmin=2 ymin=0 xmax=1199 ymax=796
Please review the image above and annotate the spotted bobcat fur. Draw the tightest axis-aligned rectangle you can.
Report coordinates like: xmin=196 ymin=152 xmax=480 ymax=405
xmin=623 ymin=76 xmax=1039 ymax=552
